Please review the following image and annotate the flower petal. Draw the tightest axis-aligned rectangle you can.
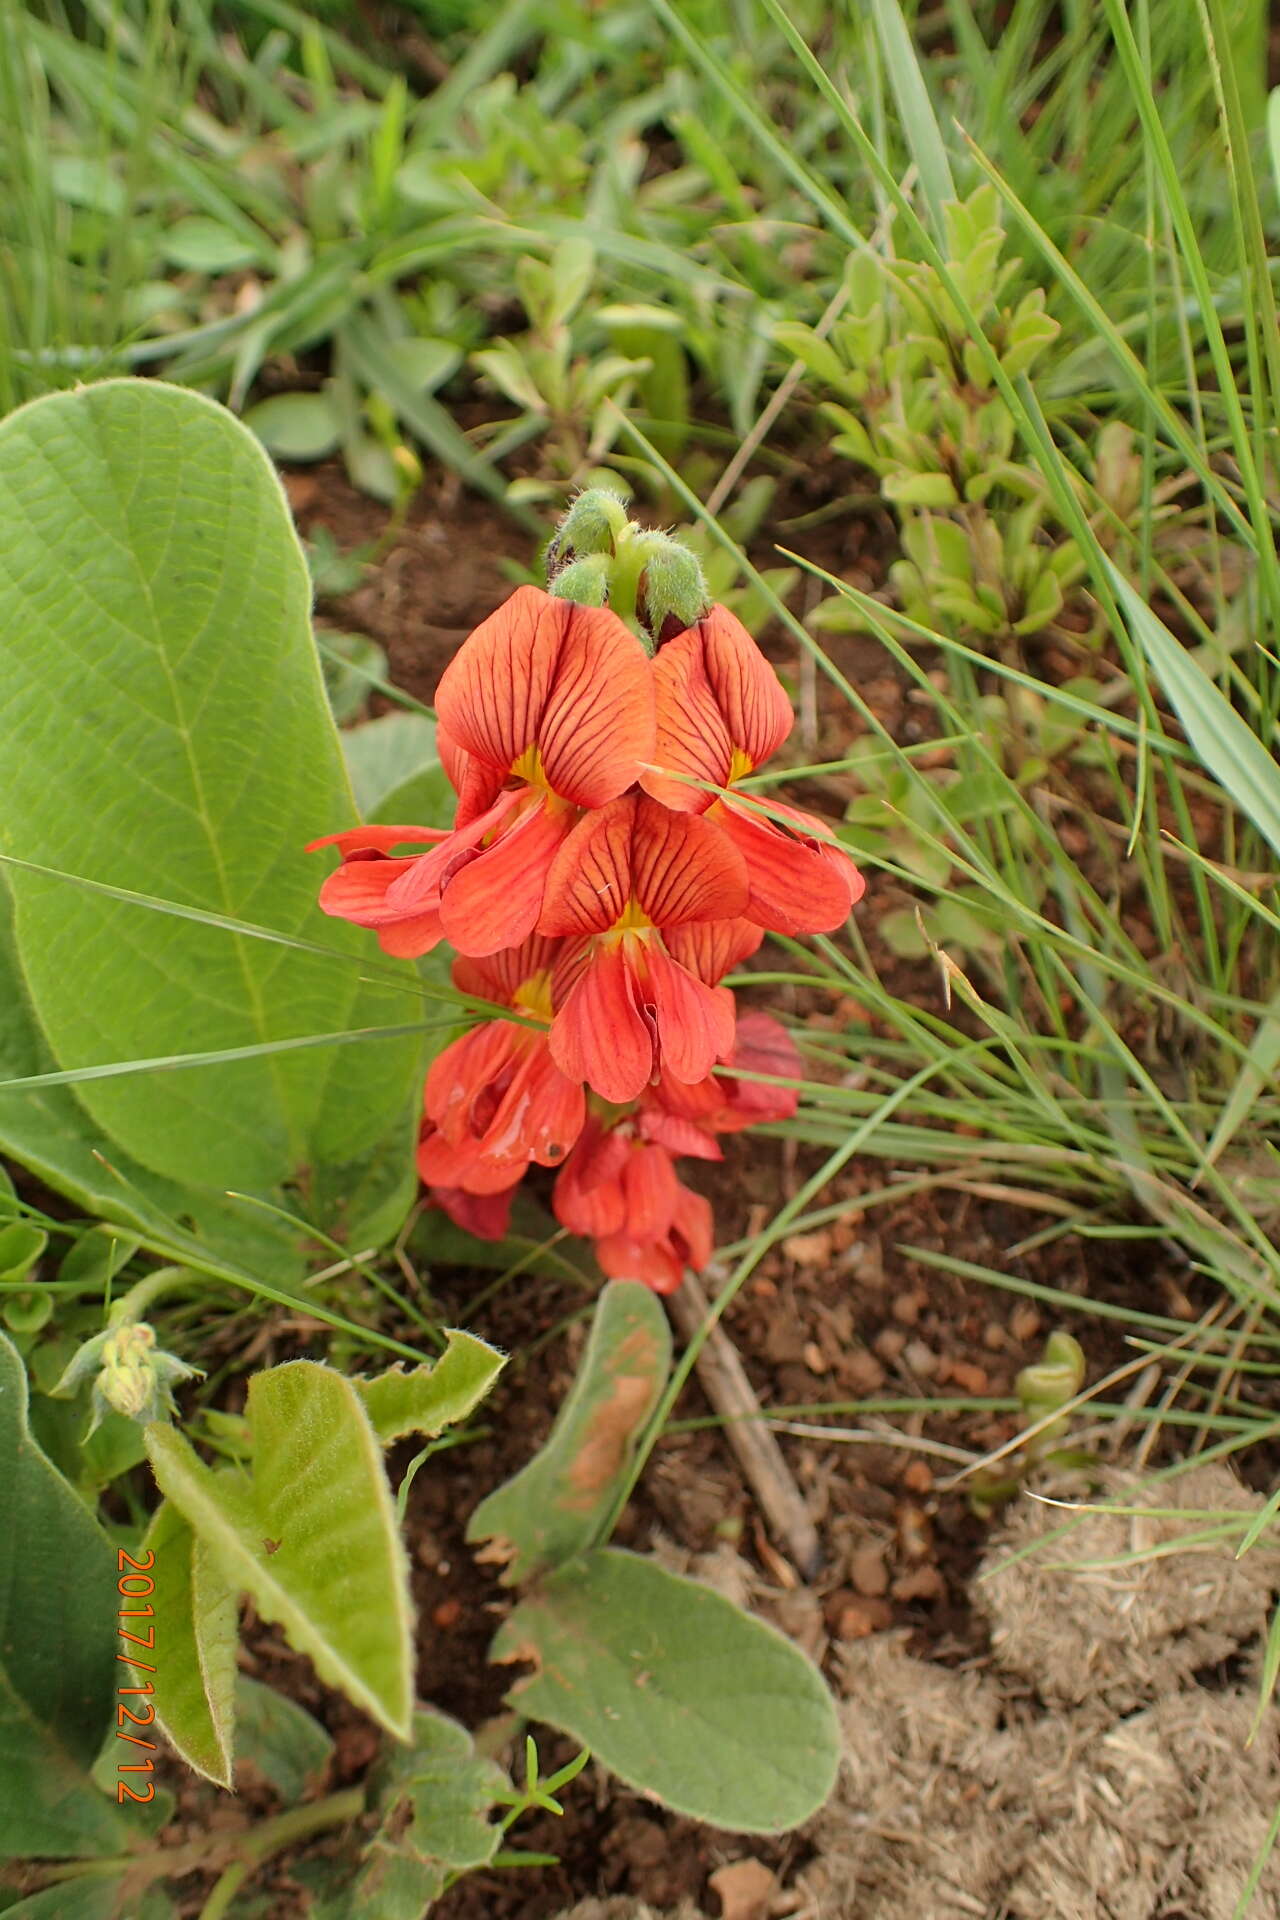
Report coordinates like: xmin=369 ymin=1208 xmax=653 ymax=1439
xmin=439 ymin=723 xmax=505 ymax=826
xmin=619 ymin=1142 xmax=680 ymax=1241
xmin=317 ymin=856 xmax=444 ymax=956
xmin=717 ymin=796 xmax=864 ymax=935
xmin=640 ymin=627 xmax=731 ymax=813
xmin=595 ymin=1230 xmax=685 ymax=1294
xmin=642 ymin=941 xmax=736 ymax=1086
xmin=553 ymin=1119 xmax=631 ymax=1239
xmin=663 ymin=916 xmax=763 ymax=985
xmin=670 ymin=1184 xmax=714 ymax=1271
xmin=539 ymin=795 xmax=636 ymax=938
xmin=452 ymin=934 xmax=565 ymax=1010
xmin=481 ymin=1040 xmax=585 ymax=1170
xmin=435 ymin=586 xmax=654 ymax=804
xmin=438 ymin=795 xmax=574 ymax=958
xmin=549 ymin=942 xmax=655 ymax=1104
xmin=536 ymin=605 xmax=656 ymax=806
xmin=309 ymin=823 xmax=452 ymax=856
xmin=424 ymin=1022 xmax=519 ymax=1142
xmin=425 ymin=1179 xmax=519 ymax=1240
xmin=630 ymin=796 xmax=748 ymax=928
xmin=696 ymin=605 xmax=794 ymax=768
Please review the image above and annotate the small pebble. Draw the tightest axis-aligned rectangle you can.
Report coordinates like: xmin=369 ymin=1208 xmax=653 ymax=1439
xmin=835 ymin=1596 xmax=893 ymax=1638
xmin=949 ymin=1360 xmax=989 ymax=1396
xmin=901 ymin=1460 xmax=934 ymax=1494
xmin=902 ymin=1338 xmax=938 ymax=1378
xmin=891 ymin=1290 xmax=922 ymax=1326
xmin=874 ymin=1326 xmax=906 ymax=1364
xmin=1011 ymin=1304 xmax=1041 ymax=1343
xmin=891 ymin=1565 xmax=945 ymax=1603
xmin=849 ymin=1543 xmax=890 ymax=1598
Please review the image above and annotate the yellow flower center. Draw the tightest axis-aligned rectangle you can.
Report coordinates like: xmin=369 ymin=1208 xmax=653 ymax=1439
xmin=727 ymin=746 xmax=754 ymax=785
xmin=601 ymin=898 xmax=654 ymax=947
xmin=512 ymin=968 xmax=555 ymax=1023
xmin=510 ymin=743 xmax=548 ymax=788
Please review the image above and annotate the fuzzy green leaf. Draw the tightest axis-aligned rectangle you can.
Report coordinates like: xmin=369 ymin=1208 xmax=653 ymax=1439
xmin=133 ymin=1501 xmax=238 ymax=1789
xmin=0 ymin=380 xmax=423 ymax=1243
xmin=358 ymin=1331 xmax=505 ymax=1446
xmin=468 ymin=1282 xmax=670 ymax=1583
xmin=493 ymin=1547 xmax=841 ymax=1833
xmin=146 ymin=1362 xmax=413 ymax=1738
xmin=0 ymin=1334 xmax=133 ymax=1858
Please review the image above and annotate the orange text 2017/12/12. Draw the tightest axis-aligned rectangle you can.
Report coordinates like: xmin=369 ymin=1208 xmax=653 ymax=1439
xmin=116 ymin=1547 xmax=158 ymax=1803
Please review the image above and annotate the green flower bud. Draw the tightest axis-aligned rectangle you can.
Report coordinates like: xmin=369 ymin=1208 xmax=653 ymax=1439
xmin=545 ymin=487 xmax=628 ymax=578
xmin=55 ymin=1317 xmax=202 ymax=1437
xmin=548 ymin=553 xmax=611 ymax=607
xmin=637 ymin=538 xmax=709 ymax=645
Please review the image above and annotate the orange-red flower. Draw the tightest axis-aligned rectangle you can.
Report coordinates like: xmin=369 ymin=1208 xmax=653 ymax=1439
xmin=640 ymin=1010 xmax=802 ymax=1157
xmin=538 ymin=794 xmax=750 ymax=1103
xmin=427 ymin=1181 xmax=519 ymax=1241
xmin=553 ymin=1118 xmax=713 ymax=1293
xmin=416 ymin=937 xmax=585 ymax=1195
xmin=307 ymin=823 xmax=453 ymax=958
xmin=640 ymin=604 xmax=864 ymax=934
xmin=313 ymin=587 xmax=655 ymax=957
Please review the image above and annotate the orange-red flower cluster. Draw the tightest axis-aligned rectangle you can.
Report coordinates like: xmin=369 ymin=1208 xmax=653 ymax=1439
xmin=312 ymin=587 xmax=864 ymax=1291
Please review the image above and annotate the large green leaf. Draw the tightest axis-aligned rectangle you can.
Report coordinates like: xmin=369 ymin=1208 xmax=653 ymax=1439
xmin=0 ymin=885 xmax=304 ymax=1281
xmin=493 ymin=1547 xmax=841 ymax=1833
xmin=0 ymin=1335 xmax=133 ymax=1858
xmin=0 ymin=379 xmax=423 ymax=1241
xmin=468 ymin=1282 xmax=670 ymax=1582
xmin=146 ymin=1360 xmax=413 ymax=1739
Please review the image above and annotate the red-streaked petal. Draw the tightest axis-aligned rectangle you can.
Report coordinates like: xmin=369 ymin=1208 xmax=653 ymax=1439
xmin=696 ymin=605 xmax=793 ymax=767
xmin=452 ymin=934 xmax=565 ymax=1010
xmin=549 ymin=943 xmax=655 ymax=1104
xmin=439 ymin=723 xmax=506 ymax=825
xmin=637 ymin=1107 xmax=724 ymax=1160
xmin=376 ymin=914 xmax=446 ymax=958
xmin=435 ymin=586 xmax=559 ymax=774
xmin=309 ymin=823 xmax=451 ymax=855
xmin=663 ymin=916 xmax=763 ymax=985
xmin=641 ymin=627 xmax=732 ymax=813
xmin=383 ymin=789 xmax=523 ymax=914
xmin=619 ymin=1142 xmax=680 ymax=1241
xmin=426 ymin=1179 xmax=519 ymax=1239
xmin=424 ymin=1022 xmax=519 ymax=1141
xmin=642 ymin=942 xmax=736 ymax=1086
xmin=630 ymin=796 xmax=748 ymax=929
xmin=439 ymin=796 xmax=574 ymax=957
xmin=595 ymin=1230 xmax=685 ymax=1294
xmin=553 ymin=1120 xmax=631 ymax=1239
xmin=539 ymin=796 xmax=636 ymax=939
xmin=717 ymin=1010 xmax=802 ymax=1129
xmin=535 ymin=606 xmax=656 ymax=806
xmin=717 ymin=797 xmax=864 ymax=935
xmin=670 ymin=1184 xmax=714 ymax=1271
xmin=419 ymin=1129 xmax=523 ymax=1193
xmin=481 ymin=1040 xmax=585 ymax=1170
xmin=317 ymin=858 xmax=445 ymax=955
xmin=435 ymin=587 xmax=653 ymax=804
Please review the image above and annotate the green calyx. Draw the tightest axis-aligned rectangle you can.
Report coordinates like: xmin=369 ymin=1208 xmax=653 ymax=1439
xmin=546 ymin=487 xmax=708 ymax=648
